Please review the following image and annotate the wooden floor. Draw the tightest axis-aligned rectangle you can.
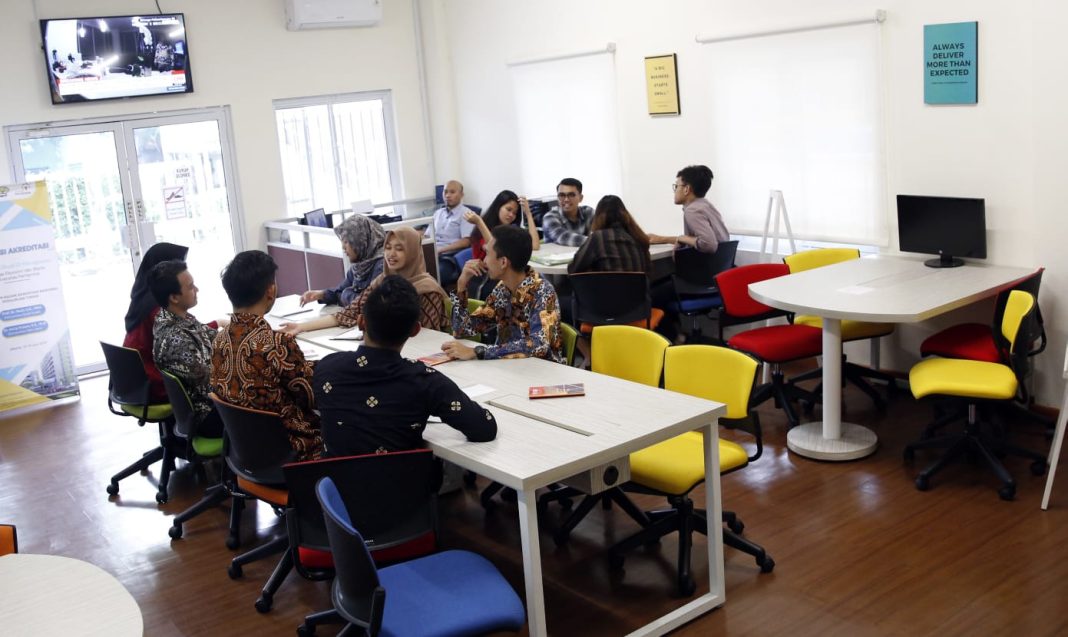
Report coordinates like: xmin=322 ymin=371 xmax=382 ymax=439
xmin=2 ymin=373 xmax=1067 ymax=636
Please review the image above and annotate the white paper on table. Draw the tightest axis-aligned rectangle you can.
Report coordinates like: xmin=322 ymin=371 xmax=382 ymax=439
xmin=462 ymin=384 xmax=497 ymax=399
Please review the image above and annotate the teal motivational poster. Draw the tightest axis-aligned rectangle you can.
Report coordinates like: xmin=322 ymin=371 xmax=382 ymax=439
xmin=924 ymin=21 xmax=978 ymax=105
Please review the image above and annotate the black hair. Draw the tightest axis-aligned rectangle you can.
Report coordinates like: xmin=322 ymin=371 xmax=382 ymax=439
xmin=676 ymin=165 xmax=714 ymax=198
xmin=490 ymin=224 xmax=532 ymax=273
xmin=220 ymin=250 xmax=278 ymax=308
xmin=148 ymin=260 xmax=187 ymax=308
xmin=471 ymin=189 xmax=520 ymax=241
xmin=557 ymin=177 xmax=583 ymax=194
xmin=362 ymin=275 xmax=420 ymax=347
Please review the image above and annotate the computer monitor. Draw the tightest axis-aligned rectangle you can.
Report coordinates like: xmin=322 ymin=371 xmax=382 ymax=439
xmin=897 ymin=195 xmax=986 ymax=268
xmin=303 ymin=208 xmax=330 ymax=228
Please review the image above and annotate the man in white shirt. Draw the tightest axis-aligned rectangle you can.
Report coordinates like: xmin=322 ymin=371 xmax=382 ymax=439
xmin=427 ymin=180 xmax=475 ymax=285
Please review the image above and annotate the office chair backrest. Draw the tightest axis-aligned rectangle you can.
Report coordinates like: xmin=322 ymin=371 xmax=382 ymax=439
xmin=673 ymin=241 xmax=739 ymax=293
xmin=318 ymin=476 xmax=388 ymax=636
xmin=284 ymin=450 xmax=438 ymax=560
xmin=999 ymin=290 xmax=1037 ymax=370
xmin=715 ymin=263 xmax=791 ymax=319
xmin=211 ymin=393 xmax=294 ymax=483
xmin=591 ymin=325 xmax=669 ymax=387
xmin=665 ymin=345 xmax=763 ymax=460
xmin=993 ymin=268 xmax=1045 ymax=356
xmin=570 ymin=271 xmax=651 ymax=328
xmin=560 ymin=322 xmax=578 ymax=366
xmin=160 ymin=370 xmax=198 ymax=440
xmin=99 ymin=341 xmax=152 ymax=406
xmin=783 ymin=248 xmax=860 ymax=273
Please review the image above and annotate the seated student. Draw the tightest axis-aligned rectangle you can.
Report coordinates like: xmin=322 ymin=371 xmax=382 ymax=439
xmin=314 ymin=275 xmax=497 ymax=457
xmin=541 ymin=177 xmax=595 ymax=247
xmin=441 ymin=224 xmax=564 ymax=363
xmin=426 ymin=180 xmax=475 ymax=286
xmin=283 ymin=227 xmax=448 ymax=335
xmin=648 ymin=165 xmax=729 ymax=253
xmin=123 ymin=242 xmax=188 ymax=403
xmin=568 ymin=195 xmax=651 ymax=274
xmin=299 ymin=214 xmax=386 ymax=307
xmin=149 ymin=260 xmax=225 ymax=437
xmin=463 ymin=190 xmax=541 ymax=300
xmin=211 ymin=250 xmax=322 ymax=462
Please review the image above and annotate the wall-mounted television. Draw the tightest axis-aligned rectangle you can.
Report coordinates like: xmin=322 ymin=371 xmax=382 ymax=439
xmin=897 ymin=194 xmax=987 ymax=268
xmin=40 ymin=14 xmax=193 ymax=104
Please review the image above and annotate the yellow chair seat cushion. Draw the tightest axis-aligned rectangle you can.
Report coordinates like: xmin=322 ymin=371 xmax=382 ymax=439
xmin=120 ymin=403 xmax=173 ymax=421
xmin=629 ymin=432 xmax=749 ymax=494
xmin=909 ymin=358 xmax=1018 ymax=401
xmin=793 ymin=315 xmax=894 ymax=341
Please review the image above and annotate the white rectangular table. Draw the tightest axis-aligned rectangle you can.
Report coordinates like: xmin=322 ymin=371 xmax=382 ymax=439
xmin=297 ymin=327 xmax=727 ymax=636
xmin=529 ymin=241 xmax=676 ymax=276
xmin=748 ymin=254 xmax=1037 ymax=461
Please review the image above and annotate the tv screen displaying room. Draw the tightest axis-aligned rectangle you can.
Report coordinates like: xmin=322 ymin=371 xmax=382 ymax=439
xmin=40 ymin=14 xmax=193 ymax=104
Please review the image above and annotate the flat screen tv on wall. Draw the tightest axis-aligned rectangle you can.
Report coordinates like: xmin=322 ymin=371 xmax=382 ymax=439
xmin=40 ymin=14 xmax=193 ymax=104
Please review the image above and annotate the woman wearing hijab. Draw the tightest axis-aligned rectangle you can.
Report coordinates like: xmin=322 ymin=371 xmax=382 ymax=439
xmin=283 ymin=227 xmax=447 ymax=334
xmin=123 ymin=242 xmax=189 ymax=402
xmin=299 ymin=214 xmax=386 ymax=307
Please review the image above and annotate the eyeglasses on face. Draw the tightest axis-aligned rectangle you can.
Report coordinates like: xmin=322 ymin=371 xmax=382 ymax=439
xmin=672 ymin=182 xmax=687 ymax=192
xmin=557 ymin=191 xmax=579 ymax=199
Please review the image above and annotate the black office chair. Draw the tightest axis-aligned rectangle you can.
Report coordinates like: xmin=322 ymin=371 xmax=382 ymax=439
xmin=668 ymin=241 xmax=738 ymax=342
xmin=296 ymin=450 xmax=441 ymax=636
xmin=211 ymin=394 xmax=296 ymax=613
xmin=161 ymin=370 xmax=228 ymax=541
xmin=100 ymin=341 xmax=177 ymax=504
xmin=570 ymin=271 xmax=662 ymax=335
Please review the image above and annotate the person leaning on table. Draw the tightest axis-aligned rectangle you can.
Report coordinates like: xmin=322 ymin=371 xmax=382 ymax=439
xmin=313 ymin=275 xmax=497 ymax=457
xmin=441 ymin=224 xmax=565 ymax=363
xmin=648 ymin=164 xmax=729 ymax=253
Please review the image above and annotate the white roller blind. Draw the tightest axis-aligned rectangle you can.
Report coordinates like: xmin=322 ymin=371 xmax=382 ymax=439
xmin=703 ymin=22 xmax=886 ymax=245
xmin=509 ymin=51 xmax=622 ymax=200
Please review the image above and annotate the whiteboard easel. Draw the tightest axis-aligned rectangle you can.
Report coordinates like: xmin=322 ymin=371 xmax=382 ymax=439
xmin=759 ymin=189 xmax=796 ymax=262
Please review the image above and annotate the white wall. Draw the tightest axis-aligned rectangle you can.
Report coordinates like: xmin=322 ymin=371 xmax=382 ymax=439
xmin=0 ymin=0 xmax=434 ymax=250
xmin=430 ymin=0 xmax=1068 ymax=404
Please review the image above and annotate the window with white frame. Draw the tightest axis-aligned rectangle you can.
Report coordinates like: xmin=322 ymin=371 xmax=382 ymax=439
xmin=701 ymin=21 xmax=886 ymax=246
xmin=274 ymin=92 xmax=400 ymax=216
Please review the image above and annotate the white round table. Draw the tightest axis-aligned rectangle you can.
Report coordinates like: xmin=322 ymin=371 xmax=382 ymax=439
xmin=0 ymin=553 xmax=142 ymax=635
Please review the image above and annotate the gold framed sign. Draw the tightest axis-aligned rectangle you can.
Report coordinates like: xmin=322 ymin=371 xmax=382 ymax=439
xmin=645 ymin=53 xmax=680 ymax=115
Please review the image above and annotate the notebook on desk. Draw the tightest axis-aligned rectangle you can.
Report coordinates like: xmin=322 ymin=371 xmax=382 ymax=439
xmin=529 ymin=251 xmax=576 ymax=266
xmin=268 ymin=294 xmax=313 ymax=319
xmin=330 ymin=326 xmax=364 ymax=341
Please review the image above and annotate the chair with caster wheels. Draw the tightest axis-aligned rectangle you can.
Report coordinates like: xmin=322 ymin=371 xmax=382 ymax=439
xmin=609 ymin=345 xmax=775 ymax=596
xmin=99 ymin=342 xmax=177 ymax=504
xmin=905 ymin=290 xmax=1049 ymax=500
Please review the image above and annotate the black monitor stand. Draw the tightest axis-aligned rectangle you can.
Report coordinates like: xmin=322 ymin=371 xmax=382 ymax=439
xmin=925 ymin=254 xmax=965 ymax=268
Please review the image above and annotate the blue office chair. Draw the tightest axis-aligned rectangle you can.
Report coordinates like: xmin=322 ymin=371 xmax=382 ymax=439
xmin=453 ymin=247 xmax=474 ymax=270
xmin=302 ymin=477 xmax=526 ymax=637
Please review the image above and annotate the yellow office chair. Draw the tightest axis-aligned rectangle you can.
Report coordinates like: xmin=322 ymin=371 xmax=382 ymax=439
xmin=784 ymin=248 xmax=896 ymax=408
xmin=538 ymin=326 xmax=671 ymax=546
xmin=904 ymin=290 xmax=1048 ymax=500
xmin=609 ymin=345 xmax=773 ymax=596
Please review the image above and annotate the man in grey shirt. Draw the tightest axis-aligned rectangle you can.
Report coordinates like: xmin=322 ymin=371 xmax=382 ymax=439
xmin=649 ymin=165 xmax=729 ymax=253
xmin=541 ymin=177 xmax=594 ymax=247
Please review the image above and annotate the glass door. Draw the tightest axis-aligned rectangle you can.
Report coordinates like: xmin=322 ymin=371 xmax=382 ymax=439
xmin=8 ymin=108 xmax=243 ymax=373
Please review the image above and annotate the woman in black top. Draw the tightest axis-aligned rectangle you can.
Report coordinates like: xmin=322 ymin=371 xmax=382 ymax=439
xmin=568 ymin=195 xmax=651 ymax=274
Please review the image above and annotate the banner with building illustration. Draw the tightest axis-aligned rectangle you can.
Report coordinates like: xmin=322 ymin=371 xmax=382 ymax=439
xmin=0 ymin=181 xmax=79 ymax=413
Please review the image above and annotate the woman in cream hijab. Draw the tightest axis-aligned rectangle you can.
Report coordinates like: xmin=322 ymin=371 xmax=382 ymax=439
xmin=283 ymin=227 xmax=447 ymax=334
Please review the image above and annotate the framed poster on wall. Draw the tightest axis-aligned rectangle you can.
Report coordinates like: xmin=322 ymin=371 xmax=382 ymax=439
xmin=645 ymin=53 xmax=680 ymax=115
xmin=924 ymin=21 xmax=978 ymax=105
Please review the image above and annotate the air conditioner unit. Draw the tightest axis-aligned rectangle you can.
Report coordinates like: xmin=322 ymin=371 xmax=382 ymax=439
xmin=285 ymin=0 xmax=382 ymax=30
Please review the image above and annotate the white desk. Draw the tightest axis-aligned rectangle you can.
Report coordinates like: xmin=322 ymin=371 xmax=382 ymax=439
xmin=0 ymin=553 xmax=143 ymax=635
xmin=1041 ymin=344 xmax=1068 ymax=510
xmin=529 ymin=242 xmax=676 ymax=276
xmin=297 ymin=327 xmax=727 ymax=636
xmin=749 ymin=255 xmax=1036 ymax=461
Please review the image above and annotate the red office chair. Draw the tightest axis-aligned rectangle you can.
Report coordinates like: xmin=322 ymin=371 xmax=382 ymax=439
xmin=715 ymin=263 xmax=821 ymax=428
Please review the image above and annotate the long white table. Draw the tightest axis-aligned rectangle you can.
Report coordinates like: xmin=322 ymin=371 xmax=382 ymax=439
xmin=0 ymin=553 xmax=143 ymax=635
xmin=297 ymin=327 xmax=727 ymax=636
xmin=529 ymin=241 xmax=676 ymax=276
xmin=749 ymin=254 xmax=1036 ymax=461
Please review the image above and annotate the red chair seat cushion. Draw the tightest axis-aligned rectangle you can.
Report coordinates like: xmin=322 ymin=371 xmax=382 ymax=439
xmin=920 ymin=323 xmax=999 ymax=363
xmin=296 ymin=530 xmax=438 ymax=570
xmin=728 ymin=324 xmax=822 ymax=363
xmin=298 ymin=547 xmax=334 ymax=569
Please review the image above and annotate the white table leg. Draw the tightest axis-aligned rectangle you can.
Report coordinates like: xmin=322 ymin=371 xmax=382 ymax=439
xmin=1041 ymin=388 xmax=1068 ymax=510
xmin=787 ymin=317 xmax=878 ymax=461
xmin=517 ymin=487 xmax=547 ymax=636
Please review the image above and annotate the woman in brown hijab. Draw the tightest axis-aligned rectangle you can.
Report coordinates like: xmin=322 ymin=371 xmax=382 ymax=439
xmin=283 ymin=227 xmax=448 ymax=334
